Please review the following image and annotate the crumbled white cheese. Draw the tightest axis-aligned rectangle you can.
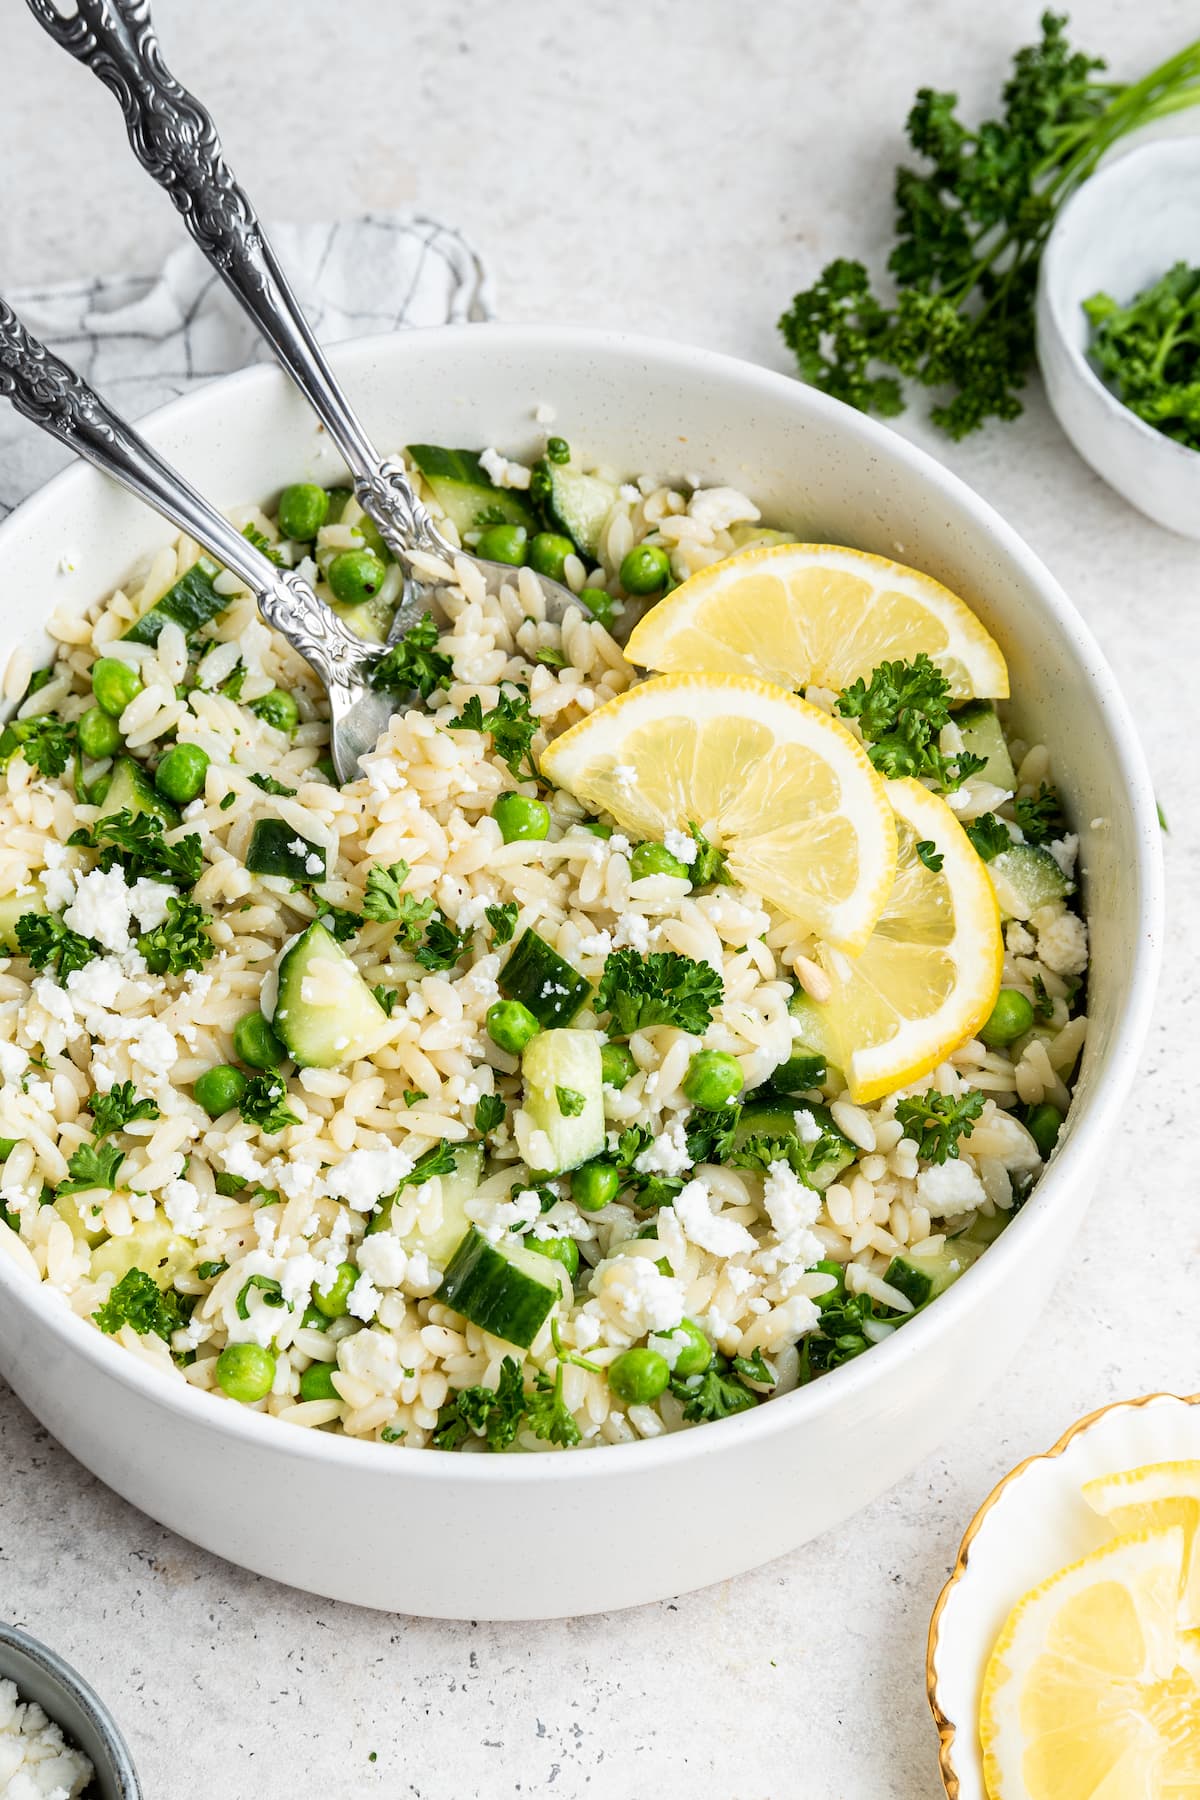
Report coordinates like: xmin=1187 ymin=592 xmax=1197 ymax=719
xmin=534 ymin=401 xmax=557 ymax=425
xmin=64 ymin=956 xmax=124 ymax=1009
xmin=687 ymin=486 xmax=761 ymax=533
xmin=916 ymin=1158 xmax=987 ymax=1218
xmin=586 ymin=1253 xmax=685 ymax=1338
xmin=346 ymin=1271 xmax=381 ymax=1322
xmin=127 ymin=878 xmax=175 ymax=932
xmin=221 ymin=1141 xmax=266 ymax=1184
xmin=613 ymin=912 xmax=652 ymax=953
xmin=793 ymin=1109 xmax=824 ymax=1144
xmin=162 ymin=1177 xmax=205 ymax=1237
xmin=668 ymin=1180 xmax=757 ymax=1256
xmin=39 ymin=839 xmax=74 ymax=913
xmin=1047 ymin=834 xmax=1079 ymax=878
xmin=63 ymin=865 xmax=135 ymax=952
xmin=662 ymin=829 xmax=699 ymax=866
xmin=577 ymin=929 xmax=613 ymax=959
xmin=762 ymin=1160 xmax=820 ymax=1238
xmin=0 ymin=1676 xmax=93 ymax=1799
xmin=479 ymin=447 xmax=531 ymax=491
xmin=0 ymin=1041 xmax=29 ymax=1083
xmin=633 ymin=1117 xmax=692 ymax=1179
xmin=357 ymin=1233 xmax=409 ymax=1290
xmin=324 ymin=1146 xmax=414 ymax=1213
xmin=1035 ymin=910 xmax=1088 ymax=977
xmin=612 ymin=763 xmax=636 ymax=789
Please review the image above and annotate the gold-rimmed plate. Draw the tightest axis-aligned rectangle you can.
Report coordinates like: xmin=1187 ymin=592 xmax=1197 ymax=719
xmin=927 ymin=1389 xmax=1200 ymax=1798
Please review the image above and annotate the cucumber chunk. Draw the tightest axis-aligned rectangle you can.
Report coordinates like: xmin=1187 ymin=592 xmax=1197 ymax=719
xmin=406 ymin=445 xmax=537 ymax=538
xmin=535 ymin=460 xmax=619 ymax=561
xmin=786 ymin=988 xmax=843 ymax=1091
xmin=391 ymin=1144 xmax=484 ymax=1267
xmin=97 ymin=755 xmax=179 ymax=827
xmin=436 ymin=1223 xmax=564 ymax=1349
xmin=91 ymin=1214 xmax=194 ymax=1287
xmin=771 ymin=1052 xmax=827 ymax=1093
xmin=515 ymin=1029 xmax=605 ymax=1175
xmin=272 ymin=920 xmax=391 ymax=1068
xmin=331 ymin=590 xmax=395 ymax=644
xmin=498 ymin=928 xmax=591 ymax=1028
xmin=885 ymin=1238 xmax=984 ymax=1309
xmin=246 ymin=819 xmax=326 ymax=883
xmin=989 ymin=843 xmax=1070 ymax=919
xmin=124 ymin=556 xmax=225 ymax=646
xmin=0 ymin=880 xmax=44 ymax=953
xmin=953 ymin=700 xmax=1016 ymax=790
xmin=730 ymin=1097 xmax=856 ymax=1192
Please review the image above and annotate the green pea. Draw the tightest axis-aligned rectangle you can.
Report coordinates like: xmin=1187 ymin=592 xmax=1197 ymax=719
xmin=250 ymin=689 xmax=300 ymax=735
xmin=298 ymin=1360 xmax=342 ymax=1402
xmin=486 ymin=999 xmax=540 ymax=1055
xmin=580 ymin=587 xmax=616 ymax=629
xmin=311 ymin=1261 xmax=359 ymax=1320
xmin=155 ymin=742 xmax=210 ymax=806
xmin=91 ymin=656 xmax=144 ymax=719
xmin=529 ymin=532 xmax=574 ymax=582
xmin=77 ymin=706 xmax=121 ymax=760
xmin=300 ymin=1303 xmax=329 ymax=1331
xmin=194 ymin=1064 xmax=248 ymax=1119
xmin=619 ymin=544 xmax=670 ymax=595
xmin=666 ymin=1318 xmax=713 ymax=1378
xmin=572 ymin=1160 xmax=620 ymax=1212
xmin=682 ymin=1049 xmax=743 ymax=1110
xmin=476 ymin=524 xmax=528 ymax=566
xmin=546 ymin=437 xmax=571 ymax=465
xmin=277 ymin=482 xmax=330 ymax=541
xmin=523 ymin=1234 xmax=580 ymax=1279
xmin=608 ymin=1347 xmax=670 ymax=1405
xmin=600 ymin=1043 xmax=638 ymax=1090
xmin=630 ymin=841 xmax=689 ymax=882
xmin=492 ymin=792 xmax=550 ymax=843
xmin=233 ymin=1010 xmax=286 ymax=1071
xmin=328 ymin=548 xmax=387 ymax=608
xmin=1025 ymin=1101 xmax=1064 ymax=1159
xmin=215 ymin=1343 xmax=276 ymax=1403
xmin=979 ymin=988 xmax=1035 ymax=1048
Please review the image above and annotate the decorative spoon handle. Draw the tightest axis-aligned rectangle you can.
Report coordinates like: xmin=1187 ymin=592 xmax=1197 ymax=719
xmin=0 ymin=293 xmax=377 ymax=719
xmin=25 ymin=0 xmax=446 ymax=562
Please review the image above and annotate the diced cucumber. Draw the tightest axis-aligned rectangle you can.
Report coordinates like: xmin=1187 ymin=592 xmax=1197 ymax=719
xmin=97 ymin=755 xmax=179 ymax=827
xmin=787 ymin=989 xmax=842 ymax=1091
xmin=124 ymin=556 xmax=225 ymax=646
xmin=534 ymin=460 xmax=619 ymax=561
xmin=989 ymin=843 xmax=1070 ymax=919
xmin=953 ymin=700 xmax=1016 ymax=790
xmin=0 ymin=880 xmax=44 ymax=953
xmin=271 ymin=919 xmax=391 ymax=1068
xmin=91 ymin=1214 xmax=194 ymax=1287
xmin=771 ymin=1052 xmax=827 ymax=1093
xmin=498 ymin=928 xmax=591 ymax=1028
xmin=435 ymin=1223 xmax=565 ymax=1349
xmin=515 ymin=1029 xmax=605 ymax=1175
xmin=392 ymin=1144 xmax=484 ymax=1267
xmin=332 ymin=590 xmax=395 ymax=644
xmin=730 ymin=1097 xmax=856 ymax=1192
xmin=56 ymin=1191 xmax=109 ymax=1249
xmin=726 ymin=524 xmax=799 ymax=551
xmin=406 ymin=445 xmax=537 ymax=537
xmin=885 ymin=1238 xmax=984 ymax=1309
xmin=245 ymin=819 xmax=326 ymax=882
xmin=323 ymin=486 xmax=353 ymax=525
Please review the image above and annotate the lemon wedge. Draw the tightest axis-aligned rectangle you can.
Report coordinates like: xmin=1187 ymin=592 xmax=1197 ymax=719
xmin=980 ymin=1526 xmax=1200 ymax=1800
xmin=1084 ymin=1462 xmax=1200 ymax=1631
xmin=538 ymin=672 xmax=896 ymax=951
xmin=624 ymin=542 xmax=1009 ymax=701
xmin=811 ymin=778 xmax=1002 ymax=1102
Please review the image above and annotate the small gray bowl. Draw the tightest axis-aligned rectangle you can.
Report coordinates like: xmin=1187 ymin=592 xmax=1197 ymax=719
xmin=0 ymin=1623 xmax=141 ymax=1799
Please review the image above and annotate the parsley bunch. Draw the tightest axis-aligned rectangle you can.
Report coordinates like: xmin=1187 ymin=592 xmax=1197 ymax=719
xmin=778 ymin=16 xmax=1200 ymax=436
xmin=433 ymin=1354 xmax=580 ymax=1450
xmin=836 ymin=654 xmax=984 ymax=791
xmin=1085 ymin=262 xmax=1200 ymax=450
xmin=596 ymin=949 xmax=723 ymax=1038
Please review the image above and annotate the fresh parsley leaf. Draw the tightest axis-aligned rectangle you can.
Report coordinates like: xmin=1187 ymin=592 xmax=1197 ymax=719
xmin=596 ymin=948 xmax=723 ymax=1038
xmin=1013 ymin=782 xmax=1065 ymax=846
xmin=15 ymin=912 xmax=97 ymax=978
xmin=670 ymin=1355 xmax=761 ymax=1422
xmin=555 ymin=1085 xmax=586 ymax=1118
xmin=249 ymin=772 xmax=297 ymax=797
xmin=414 ymin=911 xmax=473 ymax=972
xmin=361 ymin=859 xmax=432 ymax=936
xmin=525 ymin=1364 xmax=581 ymax=1447
xmin=687 ymin=822 xmax=729 ymax=887
xmin=402 ymin=1088 xmax=427 ymax=1107
xmin=1031 ymin=973 xmax=1055 ymax=1022
xmin=93 ymin=1267 xmax=189 ymax=1342
xmin=685 ymin=1104 xmax=743 ymax=1167
xmin=0 ymin=714 xmax=75 ymax=778
xmin=836 ymin=654 xmax=981 ymax=792
xmin=241 ymin=521 xmax=285 ymax=566
xmin=894 ymin=1087 xmax=985 ymax=1163
xmin=59 ymin=1140 xmax=126 ymax=1195
xmin=369 ymin=614 xmax=453 ymax=702
xmin=70 ymin=810 xmax=204 ymax=888
xmin=433 ymin=1354 xmax=528 ymax=1451
xmin=371 ymin=1139 xmax=460 ymax=1235
xmin=535 ymin=646 xmax=568 ymax=670
xmin=138 ymin=897 xmax=215 ymax=975
xmin=730 ymin=1130 xmax=842 ymax=1186
xmin=449 ymin=684 xmax=538 ymax=778
xmin=317 ymin=904 xmax=362 ymax=943
xmin=239 ymin=1074 xmax=301 ymax=1136
xmin=372 ymin=984 xmax=399 ymax=1015
xmin=196 ymin=1259 xmax=227 ymax=1281
xmin=86 ymin=1082 xmax=160 ymax=1139
xmin=915 ymin=839 xmax=944 ymax=872
xmin=965 ymin=813 xmax=1012 ymax=861
xmin=731 ymin=1348 xmax=776 ymax=1387
xmin=235 ymin=1272 xmax=287 ymax=1320
xmin=1084 ymin=262 xmax=1200 ymax=452
xmin=485 ymin=901 xmax=519 ymax=945
xmin=474 ymin=1094 xmax=506 ymax=1136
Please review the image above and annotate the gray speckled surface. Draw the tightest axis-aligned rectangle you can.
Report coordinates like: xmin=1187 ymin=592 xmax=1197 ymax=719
xmin=0 ymin=3 xmax=1197 ymax=1795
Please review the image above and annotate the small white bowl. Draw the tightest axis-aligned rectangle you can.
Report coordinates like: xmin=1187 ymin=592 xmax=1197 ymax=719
xmin=927 ymin=1390 xmax=1200 ymax=1797
xmin=1036 ymin=137 xmax=1200 ymax=536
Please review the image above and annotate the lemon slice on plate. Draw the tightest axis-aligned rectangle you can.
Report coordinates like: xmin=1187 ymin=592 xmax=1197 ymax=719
xmin=812 ymin=778 xmax=1002 ymax=1102
xmin=539 ymin=672 xmax=896 ymax=952
xmin=624 ymin=542 xmax=1009 ymax=700
xmin=980 ymin=1526 xmax=1200 ymax=1800
xmin=1084 ymin=1462 xmax=1200 ymax=1631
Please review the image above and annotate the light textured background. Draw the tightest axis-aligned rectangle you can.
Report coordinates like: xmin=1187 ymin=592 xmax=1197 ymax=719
xmin=0 ymin=3 xmax=1196 ymax=1796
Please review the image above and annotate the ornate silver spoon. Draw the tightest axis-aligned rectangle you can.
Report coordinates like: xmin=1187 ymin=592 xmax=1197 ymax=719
xmin=25 ymin=0 xmax=591 ymax=643
xmin=0 ymin=296 xmax=395 ymax=779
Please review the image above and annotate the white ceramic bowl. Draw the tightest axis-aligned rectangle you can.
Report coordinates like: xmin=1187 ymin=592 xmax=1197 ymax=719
xmin=0 ymin=325 xmax=1163 ymax=1620
xmin=1037 ymin=137 xmax=1200 ymax=536
xmin=928 ymin=1390 xmax=1200 ymax=1797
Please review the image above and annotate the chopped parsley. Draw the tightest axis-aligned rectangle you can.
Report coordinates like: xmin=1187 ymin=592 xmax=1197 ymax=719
xmin=596 ymin=948 xmax=723 ymax=1038
xmin=235 ymin=1273 xmax=287 ymax=1320
xmin=836 ymin=655 xmax=984 ymax=792
xmin=1031 ymin=974 xmax=1055 ymax=1021
xmin=670 ymin=1354 xmax=762 ymax=1422
xmin=485 ymin=901 xmax=519 ymax=945
xmin=474 ymin=1094 xmax=506 ymax=1136
xmin=731 ymin=1348 xmax=776 ymax=1388
xmin=555 ymin=1085 xmax=586 ymax=1118
xmin=361 ymin=859 xmax=432 ymax=931
xmin=894 ymin=1087 xmax=985 ymax=1163
xmin=15 ymin=912 xmax=97 ymax=978
xmin=249 ymin=772 xmax=298 ymax=797
xmin=58 ymin=1140 xmax=125 ymax=1195
xmin=731 ymin=1127 xmax=844 ymax=1187
xmin=69 ymin=810 xmax=204 ymax=888
xmin=915 ymin=839 xmax=944 ymax=873
xmin=433 ymin=1354 xmax=580 ymax=1450
xmin=138 ymin=896 xmax=216 ymax=975
xmin=369 ymin=613 xmax=453 ymax=701
xmin=449 ymin=685 xmax=538 ymax=779
xmin=372 ymin=984 xmax=400 ymax=1015
xmin=93 ymin=1267 xmax=191 ymax=1342
xmin=0 ymin=714 xmax=75 ymax=779
xmin=86 ymin=1082 xmax=160 ymax=1139
xmin=965 ymin=813 xmax=1012 ymax=861
xmin=1013 ymin=782 xmax=1065 ymax=846
xmin=414 ymin=910 xmax=473 ymax=972
xmin=196 ymin=1259 xmax=228 ymax=1281
xmin=1084 ymin=262 xmax=1200 ymax=451
xmin=687 ymin=823 xmax=730 ymax=887
xmin=239 ymin=1074 xmax=301 ymax=1136
xmin=317 ymin=903 xmax=363 ymax=943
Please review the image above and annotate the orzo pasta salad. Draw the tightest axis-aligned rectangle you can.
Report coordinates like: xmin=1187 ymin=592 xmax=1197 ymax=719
xmin=0 ymin=437 xmax=1088 ymax=1451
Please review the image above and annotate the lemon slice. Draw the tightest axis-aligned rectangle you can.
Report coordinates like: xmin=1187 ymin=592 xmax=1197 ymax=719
xmin=1084 ymin=1463 xmax=1200 ymax=1631
xmin=539 ymin=672 xmax=896 ymax=951
xmin=812 ymin=778 xmax=1002 ymax=1102
xmin=624 ymin=542 xmax=1009 ymax=700
xmin=980 ymin=1526 xmax=1200 ymax=1800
